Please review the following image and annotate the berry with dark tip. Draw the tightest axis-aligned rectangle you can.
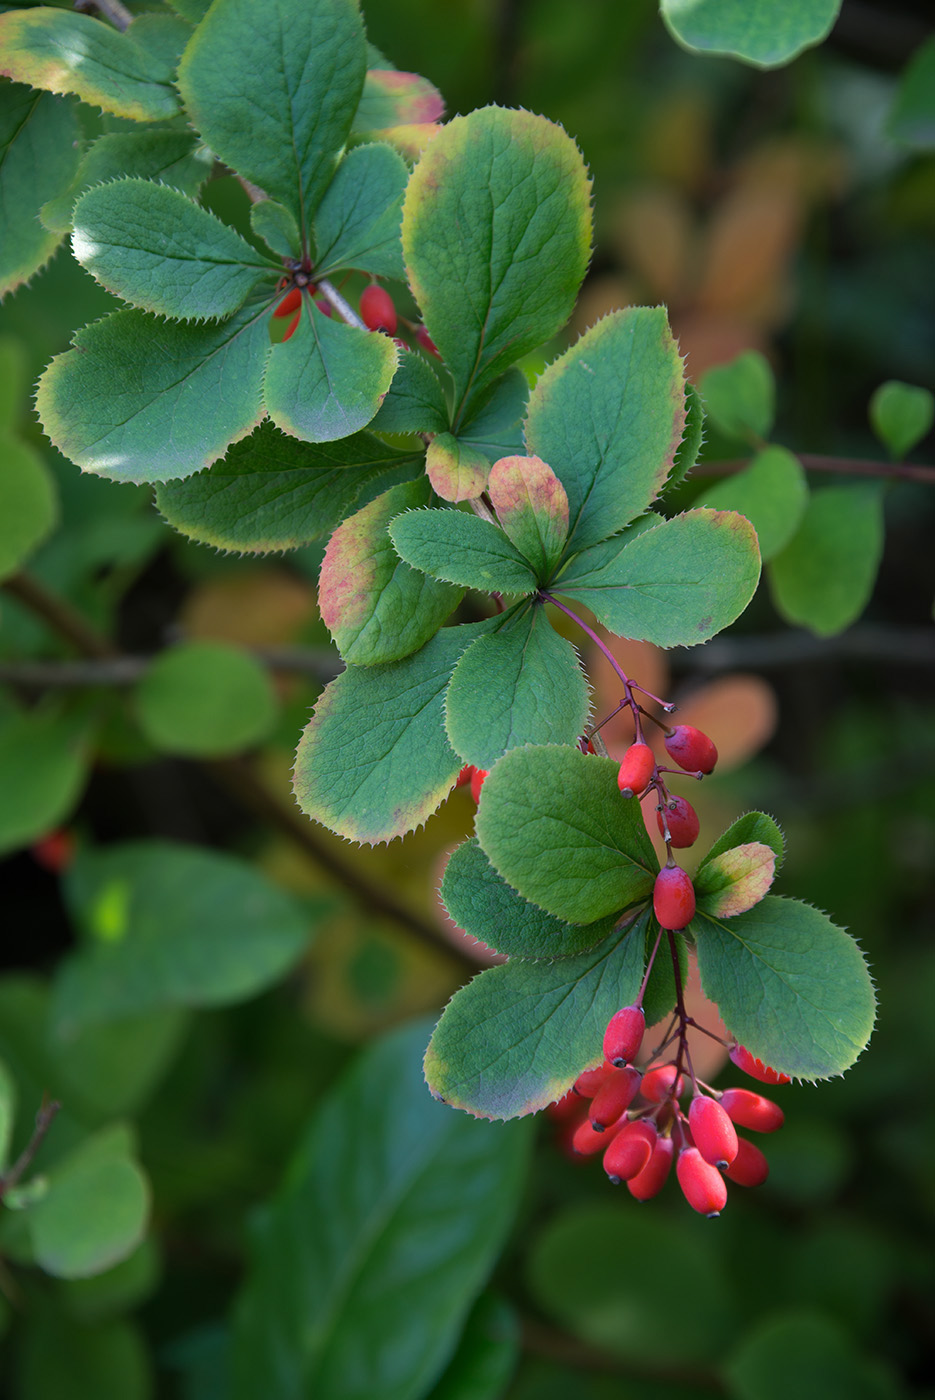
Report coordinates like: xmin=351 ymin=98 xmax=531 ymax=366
xmin=676 ymin=1146 xmax=728 ymax=1216
xmin=360 ymin=284 xmax=397 ymax=335
xmin=719 ymin=1088 xmax=784 ymax=1133
xmin=656 ymin=794 xmax=700 ymax=848
xmin=617 ymin=742 xmax=655 ymax=798
xmin=602 ymin=1005 xmax=646 ymax=1066
xmin=688 ymin=1094 xmax=738 ymax=1168
xmin=603 ymin=1119 xmax=657 ymax=1183
xmin=589 ymin=1067 xmax=642 ymax=1130
xmin=664 ymin=724 xmax=718 ymax=774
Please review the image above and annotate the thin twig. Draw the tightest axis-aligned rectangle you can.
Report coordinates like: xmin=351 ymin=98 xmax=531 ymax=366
xmin=671 ymin=623 xmax=935 ymax=672
xmin=74 ymin=0 xmax=134 ymax=32
xmin=0 ymin=1099 xmax=61 ymax=1200
xmin=317 ymin=278 xmax=366 ymax=330
xmin=0 ymin=646 xmax=340 ymax=691
xmin=691 ymin=453 xmax=935 ymax=487
xmin=2 ymin=574 xmax=119 ymax=659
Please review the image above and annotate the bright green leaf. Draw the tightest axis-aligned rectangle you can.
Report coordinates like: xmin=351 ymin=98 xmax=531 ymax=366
xmin=72 ymin=180 xmax=278 ymax=320
xmin=869 ymin=380 xmax=934 ymax=459
xmin=557 ymin=508 xmax=761 ymax=647
xmin=699 ymin=349 xmax=775 ymax=441
xmin=769 ymin=484 xmax=884 ymax=636
xmin=660 ymin=0 xmax=841 ymax=68
xmin=135 ymin=640 xmax=277 ymax=757
xmin=694 ymin=896 xmax=876 ymax=1080
xmin=0 ymin=8 xmax=181 ymax=119
xmin=52 ymin=840 xmax=312 ymax=1031
xmin=314 ymin=142 xmax=408 ymax=280
xmin=178 ymin=0 xmax=366 ymax=234
xmin=440 ymin=838 xmax=617 ymax=960
xmin=369 ymin=348 xmax=449 ymax=434
xmin=0 ymin=86 xmax=81 ymax=297
xmin=250 ymin=199 xmax=301 ymax=259
xmin=445 ymin=606 xmax=589 ymax=769
xmin=426 ymin=433 xmax=492 ymax=502
xmin=525 ymin=309 xmax=687 ymax=553
xmin=0 ymin=706 xmax=90 ymax=857
xmin=475 ymin=747 xmax=657 ymax=923
xmin=457 ymin=369 xmax=529 ymax=466
xmin=0 ymin=436 xmax=58 ymax=580
xmin=885 ymin=35 xmax=935 ymax=150
xmin=692 ymin=446 xmax=808 ymax=560
xmin=319 ymin=478 xmax=463 ymax=664
xmin=488 ymin=454 xmax=568 ymax=576
xmin=699 ymin=809 xmax=785 ymax=872
xmin=18 ymin=1309 xmax=153 ymax=1400
xmin=404 ymin=106 xmax=591 ymax=420
xmin=694 ymin=842 xmax=776 ymax=917
xmin=425 ymin=911 xmax=649 ymax=1118
xmin=389 ymin=508 xmax=538 ymax=595
xmin=154 ymin=422 xmax=424 ymax=552
xmin=294 ymin=619 xmax=497 ymax=843
xmin=264 ymin=300 xmax=398 ymax=442
xmin=232 ymin=1020 xmax=531 ymax=1400
xmin=37 ymin=304 xmax=270 ymax=484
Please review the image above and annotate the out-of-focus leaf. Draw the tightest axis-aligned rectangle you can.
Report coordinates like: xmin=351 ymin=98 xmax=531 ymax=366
xmin=134 ymin=640 xmax=278 ymax=757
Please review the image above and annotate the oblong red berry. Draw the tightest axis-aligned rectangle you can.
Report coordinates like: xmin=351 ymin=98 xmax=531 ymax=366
xmin=590 ymin=1067 xmax=642 ymax=1130
xmin=688 ymin=1094 xmax=738 ymax=1168
xmin=656 ymin=794 xmax=700 ymax=848
xmin=724 ymin=1136 xmax=769 ymax=1187
xmin=728 ymin=1043 xmax=792 ymax=1085
xmin=617 ymin=742 xmax=655 ymax=797
xmin=470 ymin=768 xmax=488 ymax=804
xmin=455 ymin=765 xmax=474 ymax=788
xmin=627 ymin=1134 xmax=675 ymax=1201
xmin=273 ymin=287 xmax=302 ymax=317
xmin=653 ymin=865 xmax=695 ymax=930
xmin=664 ymin=724 xmax=718 ymax=774
xmin=572 ymin=1114 xmax=624 ymax=1157
xmin=719 ymin=1088 xmax=784 ymax=1133
xmin=603 ymin=1119 xmax=657 ymax=1183
xmin=602 ymin=1006 xmax=646 ymax=1066
xmin=282 ymin=309 xmax=301 ymax=341
xmin=640 ymin=1062 xmax=684 ymax=1103
xmin=360 ymin=284 xmax=397 ymax=334
xmin=573 ymin=1063 xmax=614 ymax=1099
xmin=546 ymin=1089 xmax=580 ymax=1125
xmin=416 ymin=323 xmax=439 ymax=357
xmin=676 ymin=1146 xmax=728 ymax=1216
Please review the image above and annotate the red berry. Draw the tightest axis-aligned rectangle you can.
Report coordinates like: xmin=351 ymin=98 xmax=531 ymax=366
xmin=360 ymin=284 xmax=397 ymax=335
xmin=547 ymin=1090 xmax=580 ymax=1125
xmin=724 ymin=1136 xmax=770 ymax=1187
xmin=273 ymin=287 xmax=302 ymax=317
xmin=315 ymin=297 xmax=333 ymax=317
xmin=603 ymin=1005 xmax=646 ymax=1066
xmin=573 ymin=1063 xmax=614 ymax=1098
xmin=589 ymin=1067 xmax=642 ymax=1130
xmin=281 ymin=310 xmax=301 ymax=341
xmin=653 ymin=864 xmax=695 ymax=930
xmin=640 ymin=1062 xmax=684 ymax=1103
xmin=718 ymin=1088 xmax=784 ymax=1133
xmin=470 ymin=768 xmax=488 ymax=804
xmin=455 ymin=765 xmax=474 ymax=788
xmin=664 ymin=725 xmax=718 ymax=774
xmin=603 ymin=1119 xmax=657 ymax=1183
xmin=416 ymin=323 xmax=440 ymax=357
xmin=728 ymin=1043 xmax=792 ymax=1085
xmin=676 ymin=1146 xmax=728 ymax=1216
xmin=617 ymin=742 xmax=655 ymax=798
xmin=688 ymin=1094 xmax=739 ymax=1168
xmin=572 ymin=1114 xmax=624 ymax=1157
xmin=627 ymin=1134 xmax=675 ymax=1201
xmin=31 ymin=828 xmax=76 ymax=873
xmin=656 ymin=794 xmax=700 ymax=848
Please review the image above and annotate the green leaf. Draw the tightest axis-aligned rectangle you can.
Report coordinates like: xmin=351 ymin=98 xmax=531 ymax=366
xmin=664 ymin=380 xmax=706 ymax=490
xmin=37 ymin=304 xmax=270 ymax=484
xmin=24 ymin=1124 xmax=149 ymax=1279
xmin=351 ymin=67 xmax=444 ymax=137
xmin=389 ymin=508 xmax=538 ymax=595
xmin=57 ymin=1240 xmax=160 ymax=1323
xmin=424 ymin=911 xmax=649 ymax=1117
xmin=178 ymin=0 xmax=366 ymax=234
xmin=525 ymin=309 xmax=687 ymax=553
xmin=167 ymin=0 xmax=211 ymax=20
xmin=869 ymin=380 xmax=934 ymax=459
xmin=726 ymin=1310 xmax=899 ymax=1400
xmin=557 ymin=508 xmax=761 ymax=647
xmin=475 ymin=747 xmax=657 ymax=924
xmin=0 ymin=9 xmax=181 ymax=120
xmin=0 ymin=706 xmax=90 ymax=857
xmin=699 ymin=349 xmax=775 ymax=441
xmin=694 ymin=842 xmax=776 ymax=917
xmin=426 ymin=433 xmax=492 ymax=503
xmin=41 ymin=130 xmax=215 ymax=237
xmin=232 ymin=1020 xmax=531 ymax=1400
xmin=264 ymin=300 xmax=398 ymax=442
xmin=0 ymin=436 xmax=58 ymax=580
xmin=0 ymin=336 xmax=27 ymax=431
xmin=134 ymin=640 xmax=277 ymax=757
xmin=488 ymin=454 xmax=568 ymax=576
xmin=369 ymin=348 xmax=449 ymax=434
xmin=320 ymin=478 xmax=463 ymax=664
xmin=440 ymin=838 xmax=617 ymax=959
xmin=769 ymin=484 xmax=884 ymax=637
xmin=403 ymin=106 xmax=591 ymax=420
xmin=155 ymin=422 xmax=424 ymax=552
xmin=457 ymin=368 xmax=530 ymax=465
xmin=425 ymin=1294 xmax=519 ymax=1400
xmin=445 ymin=606 xmax=589 ymax=769
xmin=885 ymin=35 xmax=935 ymax=150
xmin=48 ymin=1008 xmax=187 ymax=1121
xmin=294 ymin=619 xmax=497 ymax=843
xmin=0 ymin=86 xmax=81 ymax=297
xmin=72 ymin=180 xmax=278 ymax=321
xmin=0 ymin=1058 xmax=14 ymax=1170
xmin=699 ymin=809 xmax=785 ymax=872
xmin=314 ymin=143 xmax=408 ymax=280
xmin=692 ymin=446 xmax=808 ymax=560
xmin=660 ymin=0 xmax=841 ymax=68
xmin=694 ymin=896 xmax=876 ymax=1080
xmin=51 ymin=840 xmax=312 ymax=1031
xmin=250 ymin=199 xmax=301 ymax=259
xmin=18 ymin=1309 xmax=153 ymax=1400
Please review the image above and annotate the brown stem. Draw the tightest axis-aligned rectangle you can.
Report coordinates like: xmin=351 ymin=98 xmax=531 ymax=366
xmin=2 ymin=573 xmax=118 ymax=659
xmin=0 ymin=1099 xmax=61 ymax=1200
xmin=73 ymin=0 xmax=134 ymax=31
xmin=692 ymin=453 xmax=935 ymax=486
xmin=0 ymin=646 xmax=340 ymax=691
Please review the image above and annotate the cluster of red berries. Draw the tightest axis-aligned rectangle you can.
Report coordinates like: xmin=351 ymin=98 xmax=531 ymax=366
xmin=552 ymin=1007 xmax=788 ymax=1216
xmin=272 ymin=277 xmax=440 ymax=356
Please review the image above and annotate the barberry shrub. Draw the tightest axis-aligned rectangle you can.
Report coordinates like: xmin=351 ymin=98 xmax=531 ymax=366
xmin=2 ymin=0 xmax=875 ymax=1211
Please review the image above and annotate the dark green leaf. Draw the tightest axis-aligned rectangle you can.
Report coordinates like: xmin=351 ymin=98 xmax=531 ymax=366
xmin=0 ymin=335 xmax=27 ymax=432
xmin=0 ymin=86 xmax=81 ymax=297
xmin=885 ymin=35 xmax=935 ymax=150
xmin=664 ymin=380 xmax=705 ymax=490
xmin=726 ymin=1310 xmax=899 ymax=1400
xmin=425 ymin=1294 xmax=519 ymax=1400
xmin=426 ymin=912 xmax=651 ymax=1117
xmin=0 ymin=1058 xmax=14 ymax=1169
xmin=314 ymin=143 xmax=408 ymax=280
xmin=0 ymin=435 xmax=58 ymax=580
xmin=134 ymin=640 xmax=278 ymax=756
xmin=692 ymin=447 xmax=808 ymax=561
xmin=232 ymin=1020 xmax=531 ymax=1400
xmin=457 ymin=369 xmax=530 ymax=465
xmin=660 ymin=0 xmax=841 ymax=68
xmin=475 ymin=747 xmax=657 ymax=923
xmin=389 ymin=508 xmax=538 ymax=595
xmin=0 ymin=706 xmax=90 ymax=856
xmin=769 ymin=485 xmax=884 ymax=636
xmin=18 ymin=1308 xmax=153 ymax=1400
xmin=250 ymin=199 xmax=302 ymax=259
xmin=699 ymin=349 xmax=775 ymax=441
xmin=369 ymin=349 xmax=448 ymax=434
